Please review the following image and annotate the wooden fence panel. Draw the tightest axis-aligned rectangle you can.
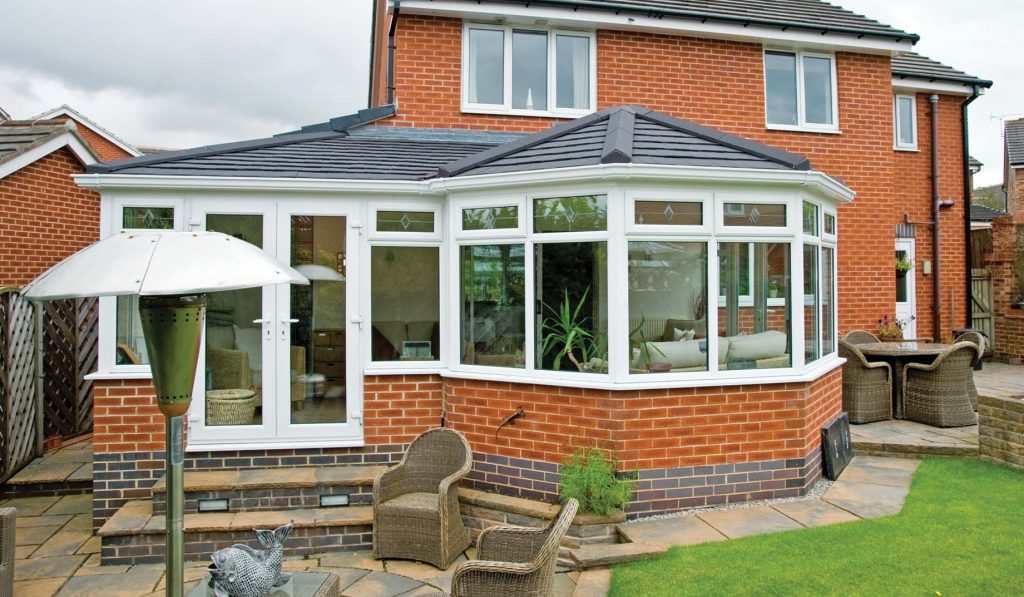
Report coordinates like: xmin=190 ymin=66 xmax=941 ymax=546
xmin=42 ymin=298 xmax=97 ymax=439
xmin=971 ymin=268 xmax=994 ymax=352
xmin=0 ymin=291 xmax=38 ymax=480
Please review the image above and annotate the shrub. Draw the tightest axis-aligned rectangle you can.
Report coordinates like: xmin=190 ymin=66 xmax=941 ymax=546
xmin=559 ymin=447 xmax=634 ymax=516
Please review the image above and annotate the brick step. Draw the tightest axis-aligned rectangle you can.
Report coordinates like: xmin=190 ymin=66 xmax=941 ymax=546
xmin=149 ymin=465 xmax=387 ymax=514
xmin=98 ymin=500 xmax=373 ymax=565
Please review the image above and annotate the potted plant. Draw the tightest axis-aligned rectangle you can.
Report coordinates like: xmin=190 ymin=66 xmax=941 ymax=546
xmin=876 ymin=314 xmax=913 ymax=341
xmin=541 ymin=287 xmax=600 ymax=372
xmin=895 ymin=255 xmax=913 ymax=276
xmin=560 ymin=447 xmax=634 ymax=516
xmin=768 ymin=279 xmax=781 ymax=298
xmin=629 ymin=315 xmax=668 ymax=372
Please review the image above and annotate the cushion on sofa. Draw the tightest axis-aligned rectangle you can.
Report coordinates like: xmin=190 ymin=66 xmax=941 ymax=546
xmin=637 ymin=338 xmax=730 ymax=369
xmin=726 ymin=330 xmax=787 ymax=361
xmin=661 ymin=319 xmax=708 ymax=341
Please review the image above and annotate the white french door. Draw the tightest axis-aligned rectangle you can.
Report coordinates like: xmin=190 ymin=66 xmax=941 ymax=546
xmin=895 ymin=238 xmax=917 ymax=339
xmin=187 ymin=199 xmax=363 ymax=450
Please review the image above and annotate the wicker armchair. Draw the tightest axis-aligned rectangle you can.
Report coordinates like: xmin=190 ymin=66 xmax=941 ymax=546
xmin=373 ymin=427 xmax=472 ymax=568
xmin=844 ymin=330 xmax=879 ymax=344
xmin=903 ymin=342 xmax=980 ymax=427
xmin=838 ymin=340 xmax=893 ymax=423
xmin=0 ymin=507 xmax=15 ymax=597
xmin=443 ymin=498 xmax=579 ymax=597
xmin=955 ymin=331 xmax=985 ymax=411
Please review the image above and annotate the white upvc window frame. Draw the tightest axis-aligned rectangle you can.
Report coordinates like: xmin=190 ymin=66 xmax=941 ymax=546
xmin=893 ymin=93 xmax=919 ymax=151
xmin=365 ymin=200 xmax=446 ymax=372
xmin=461 ymin=22 xmax=597 ymax=118
xmin=95 ymin=196 xmax=186 ymax=378
xmin=763 ymin=48 xmax=840 ymax=134
xmin=800 ymin=199 xmax=839 ymax=362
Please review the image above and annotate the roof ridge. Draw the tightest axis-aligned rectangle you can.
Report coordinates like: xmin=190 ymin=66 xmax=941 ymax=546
xmin=601 ymin=107 xmax=635 ymax=164
xmin=634 ymin=108 xmax=811 ymax=170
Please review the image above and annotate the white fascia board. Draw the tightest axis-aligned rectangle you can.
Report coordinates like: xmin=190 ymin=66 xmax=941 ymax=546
xmin=0 ymin=133 xmax=98 ymax=180
xmin=33 ymin=106 xmax=143 ymax=157
xmin=398 ymin=0 xmax=914 ymax=55
xmin=892 ymin=78 xmax=974 ymax=96
xmin=431 ymin=163 xmax=856 ymax=204
xmin=73 ymin=173 xmax=434 ymax=195
xmin=970 ymin=221 xmax=993 ymax=230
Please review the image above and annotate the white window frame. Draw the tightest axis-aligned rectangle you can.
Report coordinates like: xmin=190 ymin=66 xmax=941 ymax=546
xmin=365 ymin=200 xmax=446 ymax=372
xmin=800 ymin=199 xmax=839 ymax=362
xmin=461 ymin=22 xmax=597 ymax=118
xmin=894 ymin=93 xmax=918 ymax=151
xmin=95 ymin=197 xmax=186 ymax=377
xmin=763 ymin=48 xmax=840 ymax=133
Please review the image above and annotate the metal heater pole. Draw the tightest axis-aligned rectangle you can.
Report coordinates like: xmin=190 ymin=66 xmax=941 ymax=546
xmin=166 ymin=415 xmax=184 ymax=597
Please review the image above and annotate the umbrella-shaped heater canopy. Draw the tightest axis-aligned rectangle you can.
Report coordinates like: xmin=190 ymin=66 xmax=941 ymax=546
xmin=294 ymin=263 xmax=345 ymax=282
xmin=23 ymin=231 xmax=307 ymax=300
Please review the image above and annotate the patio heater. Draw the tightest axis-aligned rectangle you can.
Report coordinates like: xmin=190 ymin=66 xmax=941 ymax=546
xmin=22 ymin=231 xmax=307 ymax=597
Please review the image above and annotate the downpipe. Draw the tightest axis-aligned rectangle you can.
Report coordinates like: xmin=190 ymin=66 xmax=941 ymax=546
xmin=930 ymin=94 xmax=942 ymax=342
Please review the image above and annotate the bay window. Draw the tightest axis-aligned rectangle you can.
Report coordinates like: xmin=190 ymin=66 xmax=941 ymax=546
xmin=764 ymin=49 xmax=837 ymax=131
xmin=463 ymin=24 xmax=595 ymax=116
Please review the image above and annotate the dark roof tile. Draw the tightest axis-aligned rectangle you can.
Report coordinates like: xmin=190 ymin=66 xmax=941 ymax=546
xmin=1006 ymin=120 xmax=1024 ymax=167
xmin=891 ymin=53 xmax=991 ymax=88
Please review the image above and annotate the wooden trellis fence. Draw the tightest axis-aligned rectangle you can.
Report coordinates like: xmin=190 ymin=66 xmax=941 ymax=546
xmin=0 ymin=288 xmax=98 ymax=481
xmin=0 ymin=289 xmax=38 ymax=481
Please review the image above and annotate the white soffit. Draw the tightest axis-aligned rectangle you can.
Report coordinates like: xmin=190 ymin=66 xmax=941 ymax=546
xmin=397 ymin=0 xmax=914 ymax=55
xmin=892 ymin=78 xmax=975 ymax=96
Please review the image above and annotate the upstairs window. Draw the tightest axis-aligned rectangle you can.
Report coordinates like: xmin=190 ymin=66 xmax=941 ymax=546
xmin=464 ymin=24 xmax=595 ymax=116
xmin=894 ymin=94 xmax=918 ymax=150
xmin=764 ymin=50 xmax=837 ymax=132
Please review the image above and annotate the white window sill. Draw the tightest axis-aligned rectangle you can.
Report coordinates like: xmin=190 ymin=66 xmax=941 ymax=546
xmin=85 ymin=370 xmax=153 ymax=381
xmin=186 ymin=438 xmax=365 ymax=453
xmin=894 ymin=146 xmax=920 ymax=152
xmin=766 ymin=124 xmax=842 ymax=135
xmin=462 ymin=106 xmax=593 ymax=119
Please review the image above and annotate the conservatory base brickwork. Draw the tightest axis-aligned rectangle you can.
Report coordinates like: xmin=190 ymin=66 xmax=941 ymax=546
xmin=91 ymin=367 xmax=840 ymax=525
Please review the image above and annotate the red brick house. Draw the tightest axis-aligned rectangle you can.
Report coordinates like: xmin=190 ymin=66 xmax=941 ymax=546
xmin=0 ymin=107 xmax=139 ymax=287
xmin=70 ymin=0 xmax=991 ymax=562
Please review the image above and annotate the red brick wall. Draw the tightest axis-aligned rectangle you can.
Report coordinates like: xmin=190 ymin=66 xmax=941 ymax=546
xmin=92 ymin=379 xmax=163 ymax=453
xmin=364 ymin=374 xmax=444 ymax=444
xmin=0 ymin=147 xmax=100 ymax=287
xmin=49 ymin=115 xmax=134 ymax=163
xmin=374 ymin=14 xmax=970 ymax=336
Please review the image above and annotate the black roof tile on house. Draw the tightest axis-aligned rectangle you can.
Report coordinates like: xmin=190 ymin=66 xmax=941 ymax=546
xmin=441 ymin=105 xmax=811 ymax=177
xmin=475 ymin=0 xmax=917 ymax=42
xmin=1006 ymin=120 xmax=1024 ymax=167
xmin=891 ymin=53 xmax=992 ymax=88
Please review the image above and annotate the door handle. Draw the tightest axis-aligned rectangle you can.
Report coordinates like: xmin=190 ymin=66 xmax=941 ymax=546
xmin=282 ymin=318 xmax=299 ymax=324
xmin=253 ymin=318 xmax=271 ymax=325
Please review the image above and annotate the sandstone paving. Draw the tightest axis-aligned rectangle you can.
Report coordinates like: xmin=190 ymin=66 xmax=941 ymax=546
xmin=619 ymin=513 xmax=726 ymax=546
xmin=317 ymin=567 xmax=371 ymax=592
xmin=17 ymin=514 xmax=73 ymax=528
xmin=823 ymin=479 xmax=910 ymax=519
xmin=342 ymin=570 xmax=423 ymax=597
xmin=838 ymin=462 xmax=916 ymax=488
xmin=13 ymin=554 xmax=88 ymax=581
xmin=697 ymin=505 xmax=804 ymax=539
xmin=574 ymin=568 xmax=612 ymax=596
xmin=771 ymin=499 xmax=860 ymax=527
xmin=65 ymin=513 xmax=93 ymax=530
xmin=16 ymin=523 xmax=60 ymax=546
xmin=320 ymin=550 xmax=386 ymax=571
xmin=47 ymin=493 xmax=92 ymax=516
xmin=57 ymin=566 xmax=163 ymax=596
xmin=13 ymin=576 xmax=68 ymax=596
xmin=33 ymin=529 xmax=93 ymax=557
xmin=0 ymin=495 xmax=61 ymax=516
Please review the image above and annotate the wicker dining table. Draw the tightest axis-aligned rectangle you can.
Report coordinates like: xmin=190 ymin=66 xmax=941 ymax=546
xmin=854 ymin=342 xmax=950 ymax=419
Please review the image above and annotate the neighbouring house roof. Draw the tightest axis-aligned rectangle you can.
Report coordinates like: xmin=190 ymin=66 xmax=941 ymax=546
xmin=969 ymin=156 xmax=983 ymax=172
xmin=31 ymin=105 xmax=142 ymax=157
xmin=1006 ymin=119 xmax=1024 ymax=167
xmin=0 ymin=106 xmax=9 ymax=123
xmin=90 ymin=105 xmax=814 ymax=182
xmin=974 ymin=184 xmax=1007 ymax=209
xmin=891 ymin=53 xmax=992 ymax=88
xmin=970 ymin=203 xmax=1008 ymax=222
xmin=440 ymin=105 xmax=811 ymax=177
xmin=88 ymin=130 xmax=499 ymax=180
xmin=0 ymin=119 xmax=100 ymax=180
xmin=464 ymin=0 xmax=918 ymax=43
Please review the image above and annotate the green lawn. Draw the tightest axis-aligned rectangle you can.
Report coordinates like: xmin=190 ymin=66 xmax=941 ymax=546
xmin=610 ymin=459 xmax=1024 ymax=596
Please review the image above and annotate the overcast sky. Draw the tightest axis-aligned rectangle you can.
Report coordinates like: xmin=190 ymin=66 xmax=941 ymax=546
xmin=0 ymin=1 xmax=1016 ymax=187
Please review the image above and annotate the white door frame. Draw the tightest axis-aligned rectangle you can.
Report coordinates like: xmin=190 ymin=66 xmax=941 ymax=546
xmin=895 ymin=238 xmax=917 ymax=339
xmin=186 ymin=197 xmax=365 ymax=451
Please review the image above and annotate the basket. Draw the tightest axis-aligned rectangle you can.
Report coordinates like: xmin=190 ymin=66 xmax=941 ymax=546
xmin=206 ymin=389 xmax=257 ymax=425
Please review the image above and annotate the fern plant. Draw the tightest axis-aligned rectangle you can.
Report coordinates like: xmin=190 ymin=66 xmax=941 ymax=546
xmin=559 ymin=447 xmax=634 ymax=516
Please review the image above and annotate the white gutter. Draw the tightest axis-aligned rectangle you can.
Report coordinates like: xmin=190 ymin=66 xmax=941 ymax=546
xmin=398 ymin=0 xmax=915 ymax=55
xmin=72 ymin=173 xmax=434 ymax=195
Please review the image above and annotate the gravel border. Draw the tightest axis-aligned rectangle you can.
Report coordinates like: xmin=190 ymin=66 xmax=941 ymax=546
xmin=630 ymin=477 xmax=834 ymax=523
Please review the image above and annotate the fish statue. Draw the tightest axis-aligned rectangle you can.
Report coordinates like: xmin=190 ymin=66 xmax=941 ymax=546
xmin=207 ymin=521 xmax=293 ymax=597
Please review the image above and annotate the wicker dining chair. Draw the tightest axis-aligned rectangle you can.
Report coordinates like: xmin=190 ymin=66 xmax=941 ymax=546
xmin=844 ymin=330 xmax=880 ymax=345
xmin=0 ymin=507 xmax=15 ymax=597
xmin=838 ymin=340 xmax=893 ymax=423
xmin=903 ymin=341 xmax=980 ymax=428
xmin=372 ymin=427 xmax=473 ymax=569
xmin=437 ymin=498 xmax=580 ymax=597
xmin=955 ymin=331 xmax=985 ymax=411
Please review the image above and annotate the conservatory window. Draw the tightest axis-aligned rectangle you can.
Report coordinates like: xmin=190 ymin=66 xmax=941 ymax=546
xmin=628 ymin=241 xmax=709 ymax=374
xmin=718 ymin=242 xmax=791 ymax=370
xmin=370 ymin=246 xmax=440 ymax=361
xmin=536 ymin=241 xmax=608 ymax=373
xmin=460 ymin=244 xmax=526 ymax=368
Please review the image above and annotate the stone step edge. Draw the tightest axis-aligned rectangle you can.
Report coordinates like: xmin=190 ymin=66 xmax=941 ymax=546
xmin=567 ymin=540 xmax=668 ymax=569
xmin=852 ymin=441 xmax=978 ymax=457
xmin=99 ymin=500 xmax=373 ymax=537
xmin=150 ymin=464 xmax=388 ymax=494
xmin=457 ymin=487 xmax=625 ymax=527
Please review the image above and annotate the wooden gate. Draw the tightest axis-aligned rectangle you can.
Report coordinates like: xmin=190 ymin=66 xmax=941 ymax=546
xmin=0 ymin=289 xmax=39 ymax=481
xmin=971 ymin=268 xmax=994 ymax=351
xmin=42 ymin=298 xmax=98 ymax=439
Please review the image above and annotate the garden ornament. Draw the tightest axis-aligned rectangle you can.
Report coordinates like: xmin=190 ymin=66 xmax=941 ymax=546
xmin=207 ymin=521 xmax=294 ymax=597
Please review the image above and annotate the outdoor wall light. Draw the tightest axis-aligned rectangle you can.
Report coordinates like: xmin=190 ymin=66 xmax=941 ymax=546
xmin=23 ymin=231 xmax=307 ymax=597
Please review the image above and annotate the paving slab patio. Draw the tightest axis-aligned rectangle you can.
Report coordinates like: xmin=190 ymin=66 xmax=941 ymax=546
xmin=0 ymin=454 xmax=922 ymax=596
xmin=6 ymin=438 xmax=93 ymax=488
xmin=974 ymin=361 xmax=1024 ymax=400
